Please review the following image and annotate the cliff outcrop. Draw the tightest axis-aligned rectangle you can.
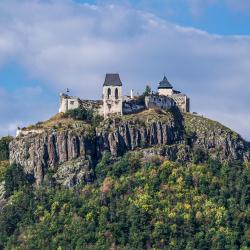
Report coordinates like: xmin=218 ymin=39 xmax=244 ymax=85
xmin=9 ymin=110 xmax=250 ymax=187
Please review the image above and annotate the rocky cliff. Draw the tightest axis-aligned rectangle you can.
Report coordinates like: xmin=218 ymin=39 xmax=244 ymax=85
xmin=9 ymin=109 xmax=250 ymax=187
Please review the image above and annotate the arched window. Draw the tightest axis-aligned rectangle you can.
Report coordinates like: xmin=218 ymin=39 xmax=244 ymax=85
xmin=107 ymin=88 xmax=111 ymax=99
xmin=115 ymin=88 xmax=119 ymax=99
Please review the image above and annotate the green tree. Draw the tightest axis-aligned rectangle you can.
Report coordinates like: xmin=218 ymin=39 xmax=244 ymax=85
xmin=192 ymin=147 xmax=207 ymax=164
xmin=0 ymin=136 xmax=13 ymax=161
xmin=137 ymin=85 xmax=152 ymax=106
xmin=143 ymin=85 xmax=151 ymax=96
xmin=4 ymin=164 xmax=34 ymax=198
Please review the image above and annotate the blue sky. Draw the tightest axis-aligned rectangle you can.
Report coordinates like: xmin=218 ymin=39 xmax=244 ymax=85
xmin=77 ymin=0 xmax=250 ymax=35
xmin=0 ymin=0 xmax=250 ymax=140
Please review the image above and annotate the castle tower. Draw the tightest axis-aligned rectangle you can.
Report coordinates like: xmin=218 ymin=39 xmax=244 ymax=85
xmin=102 ymin=73 xmax=123 ymax=118
xmin=59 ymin=93 xmax=80 ymax=113
xmin=59 ymin=93 xmax=68 ymax=113
xmin=158 ymin=76 xmax=173 ymax=96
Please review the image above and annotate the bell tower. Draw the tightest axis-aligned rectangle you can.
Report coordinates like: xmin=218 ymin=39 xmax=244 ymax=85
xmin=102 ymin=73 xmax=123 ymax=118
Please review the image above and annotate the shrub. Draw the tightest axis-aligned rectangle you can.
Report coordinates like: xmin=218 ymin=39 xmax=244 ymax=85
xmin=65 ymin=107 xmax=103 ymax=127
xmin=66 ymin=107 xmax=90 ymax=121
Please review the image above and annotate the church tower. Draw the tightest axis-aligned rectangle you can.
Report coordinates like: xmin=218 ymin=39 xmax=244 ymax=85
xmin=102 ymin=73 xmax=123 ymax=118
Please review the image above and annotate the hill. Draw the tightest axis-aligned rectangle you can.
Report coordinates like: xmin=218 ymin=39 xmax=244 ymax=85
xmin=9 ymin=108 xmax=249 ymax=186
xmin=0 ymin=108 xmax=249 ymax=249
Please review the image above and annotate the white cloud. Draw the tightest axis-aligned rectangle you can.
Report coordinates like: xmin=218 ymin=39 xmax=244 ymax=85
xmin=0 ymin=0 xmax=249 ymax=140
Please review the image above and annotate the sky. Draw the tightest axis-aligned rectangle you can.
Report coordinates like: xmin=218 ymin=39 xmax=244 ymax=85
xmin=0 ymin=0 xmax=249 ymax=140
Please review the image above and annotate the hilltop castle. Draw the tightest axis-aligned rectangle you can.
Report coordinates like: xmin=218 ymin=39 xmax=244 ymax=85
xmin=59 ymin=74 xmax=190 ymax=117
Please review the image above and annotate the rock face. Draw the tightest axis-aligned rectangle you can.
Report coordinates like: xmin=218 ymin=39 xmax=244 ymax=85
xmin=184 ymin=114 xmax=250 ymax=162
xmin=53 ymin=157 xmax=94 ymax=188
xmin=9 ymin=110 xmax=250 ymax=186
xmin=10 ymin=130 xmax=96 ymax=185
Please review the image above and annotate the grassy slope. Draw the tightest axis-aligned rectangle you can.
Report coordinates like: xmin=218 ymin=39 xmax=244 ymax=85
xmin=183 ymin=113 xmax=240 ymax=140
xmin=27 ymin=109 xmax=240 ymax=135
xmin=22 ymin=113 xmax=91 ymax=133
xmin=23 ymin=109 xmax=241 ymax=138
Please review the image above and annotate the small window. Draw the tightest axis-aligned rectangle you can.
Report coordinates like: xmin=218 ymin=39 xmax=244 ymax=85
xmin=115 ymin=88 xmax=119 ymax=99
xmin=70 ymin=101 xmax=74 ymax=105
xmin=107 ymin=88 xmax=111 ymax=99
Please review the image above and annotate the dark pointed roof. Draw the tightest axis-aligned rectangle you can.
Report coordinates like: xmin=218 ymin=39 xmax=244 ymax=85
xmin=103 ymin=73 xmax=122 ymax=86
xmin=158 ymin=76 xmax=173 ymax=89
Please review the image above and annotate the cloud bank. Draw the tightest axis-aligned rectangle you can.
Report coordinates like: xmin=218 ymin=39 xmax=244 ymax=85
xmin=0 ymin=0 xmax=249 ymax=140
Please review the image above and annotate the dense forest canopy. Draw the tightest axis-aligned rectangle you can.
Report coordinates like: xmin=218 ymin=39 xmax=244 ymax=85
xmin=0 ymin=149 xmax=249 ymax=250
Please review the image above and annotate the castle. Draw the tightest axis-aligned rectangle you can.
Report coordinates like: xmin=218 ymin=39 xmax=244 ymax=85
xmin=59 ymin=73 xmax=190 ymax=117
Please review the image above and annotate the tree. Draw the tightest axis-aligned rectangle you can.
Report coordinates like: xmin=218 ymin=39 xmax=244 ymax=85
xmin=0 ymin=136 xmax=13 ymax=161
xmin=4 ymin=164 xmax=34 ymax=198
xmin=138 ymin=85 xmax=152 ymax=106
xmin=192 ymin=147 xmax=207 ymax=164
xmin=143 ymin=85 xmax=151 ymax=96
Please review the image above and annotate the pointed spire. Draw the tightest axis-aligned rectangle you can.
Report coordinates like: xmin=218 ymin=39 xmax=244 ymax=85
xmin=158 ymin=75 xmax=173 ymax=89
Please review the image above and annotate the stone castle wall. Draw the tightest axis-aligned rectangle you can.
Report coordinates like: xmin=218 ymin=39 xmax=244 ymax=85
xmin=171 ymin=94 xmax=190 ymax=113
xmin=145 ymin=95 xmax=175 ymax=111
xmin=81 ymin=100 xmax=103 ymax=115
xmin=123 ymin=100 xmax=145 ymax=114
xmin=59 ymin=94 xmax=103 ymax=115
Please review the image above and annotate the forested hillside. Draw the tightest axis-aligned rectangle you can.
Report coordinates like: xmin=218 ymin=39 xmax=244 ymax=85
xmin=0 ymin=150 xmax=249 ymax=249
